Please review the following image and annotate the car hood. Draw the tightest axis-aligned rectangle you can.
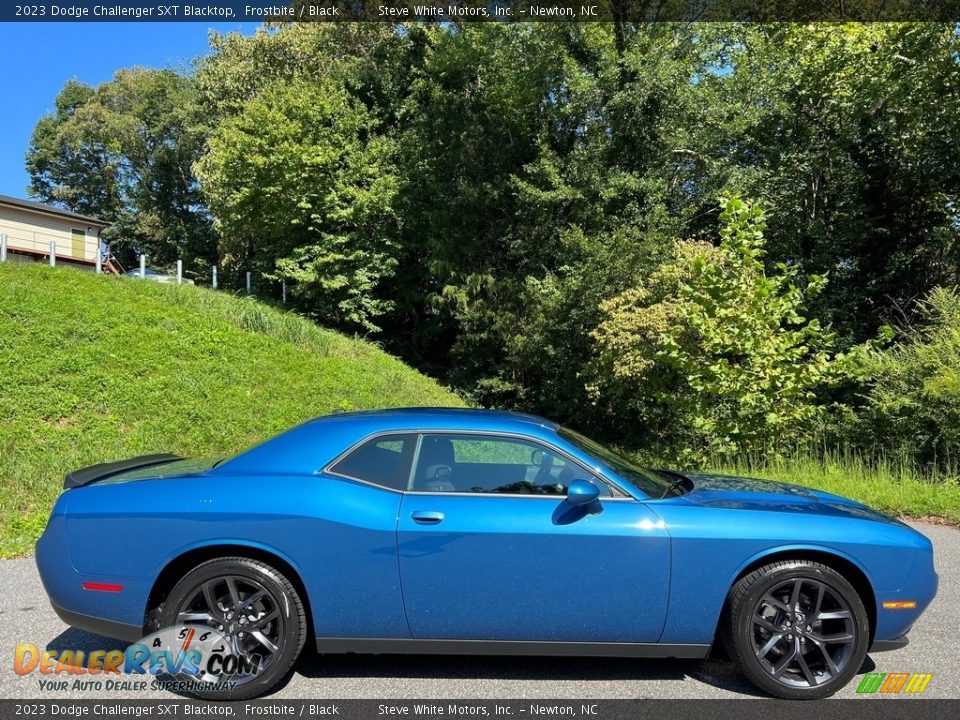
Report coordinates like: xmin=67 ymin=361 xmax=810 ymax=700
xmin=673 ymin=471 xmax=905 ymax=526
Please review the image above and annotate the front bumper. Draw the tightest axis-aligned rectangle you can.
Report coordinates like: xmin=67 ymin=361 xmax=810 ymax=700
xmin=870 ymin=634 xmax=909 ymax=652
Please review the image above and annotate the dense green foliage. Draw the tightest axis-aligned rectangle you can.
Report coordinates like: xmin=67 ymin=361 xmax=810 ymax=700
xmin=196 ymin=78 xmax=400 ymax=330
xmin=22 ymin=22 xmax=960 ymax=475
xmin=854 ymin=288 xmax=960 ymax=469
xmin=0 ymin=264 xmax=462 ymax=556
xmin=592 ymin=197 xmax=844 ymax=461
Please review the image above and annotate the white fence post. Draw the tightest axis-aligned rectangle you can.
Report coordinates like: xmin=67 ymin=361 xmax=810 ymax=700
xmin=176 ymin=259 xmax=183 ymax=285
xmin=49 ymin=240 xmax=56 ymax=267
xmin=140 ymin=254 xmax=146 ymax=278
xmin=95 ymin=240 xmax=102 ymax=274
xmin=0 ymin=234 xmax=6 ymax=262
xmin=282 ymin=281 xmax=287 ymax=304
xmin=246 ymin=271 xmax=251 ymax=295
xmin=212 ymin=265 xmax=217 ymax=290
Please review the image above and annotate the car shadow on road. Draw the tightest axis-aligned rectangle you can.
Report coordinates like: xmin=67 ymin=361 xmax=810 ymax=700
xmin=289 ymin=650 xmax=769 ymax=698
xmin=45 ymin=627 xmax=131 ymax=654
xmin=41 ymin=628 xmax=877 ymax=700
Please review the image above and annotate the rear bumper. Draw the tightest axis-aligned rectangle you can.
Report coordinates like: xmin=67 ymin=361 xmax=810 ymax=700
xmin=36 ymin=505 xmax=150 ymax=636
xmin=50 ymin=601 xmax=143 ymax=643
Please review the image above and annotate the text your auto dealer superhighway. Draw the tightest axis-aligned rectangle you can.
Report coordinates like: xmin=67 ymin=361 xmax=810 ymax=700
xmin=46 ymin=5 xmax=237 ymax=17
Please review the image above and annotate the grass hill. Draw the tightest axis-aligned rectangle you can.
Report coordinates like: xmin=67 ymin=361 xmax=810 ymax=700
xmin=0 ymin=263 xmax=464 ymax=557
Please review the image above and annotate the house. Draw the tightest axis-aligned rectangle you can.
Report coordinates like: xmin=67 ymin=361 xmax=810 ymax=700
xmin=0 ymin=194 xmax=109 ymax=271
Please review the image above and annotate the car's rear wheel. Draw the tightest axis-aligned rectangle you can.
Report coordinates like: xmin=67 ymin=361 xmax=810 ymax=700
xmin=158 ymin=557 xmax=306 ymax=700
xmin=724 ymin=560 xmax=869 ymax=699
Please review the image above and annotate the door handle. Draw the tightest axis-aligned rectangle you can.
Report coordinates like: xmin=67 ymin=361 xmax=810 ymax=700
xmin=411 ymin=511 xmax=444 ymax=524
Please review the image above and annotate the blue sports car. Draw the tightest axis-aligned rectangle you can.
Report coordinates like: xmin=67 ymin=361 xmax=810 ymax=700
xmin=36 ymin=408 xmax=937 ymax=700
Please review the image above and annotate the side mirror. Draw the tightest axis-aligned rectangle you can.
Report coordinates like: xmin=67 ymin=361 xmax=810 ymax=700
xmin=566 ymin=479 xmax=600 ymax=506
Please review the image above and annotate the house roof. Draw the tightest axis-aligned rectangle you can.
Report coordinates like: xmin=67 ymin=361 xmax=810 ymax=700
xmin=0 ymin=194 xmax=109 ymax=228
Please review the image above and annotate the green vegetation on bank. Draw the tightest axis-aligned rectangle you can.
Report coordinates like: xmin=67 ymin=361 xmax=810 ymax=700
xmin=0 ymin=264 xmax=463 ymax=557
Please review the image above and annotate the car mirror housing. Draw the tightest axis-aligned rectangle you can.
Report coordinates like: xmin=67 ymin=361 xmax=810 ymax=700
xmin=566 ymin=479 xmax=600 ymax=506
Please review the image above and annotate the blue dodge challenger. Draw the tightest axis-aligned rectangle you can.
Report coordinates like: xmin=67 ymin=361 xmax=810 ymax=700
xmin=36 ymin=408 xmax=937 ymax=700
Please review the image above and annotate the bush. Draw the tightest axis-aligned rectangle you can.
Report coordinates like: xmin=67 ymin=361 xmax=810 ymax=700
xmin=590 ymin=196 xmax=846 ymax=463
xmin=854 ymin=286 xmax=960 ymax=474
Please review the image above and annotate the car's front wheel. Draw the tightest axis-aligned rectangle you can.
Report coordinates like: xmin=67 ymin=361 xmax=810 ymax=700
xmin=724 ymin=560 xmax=869 ymax=699
xmin=158 ymin=557 xmax=307 ymax=700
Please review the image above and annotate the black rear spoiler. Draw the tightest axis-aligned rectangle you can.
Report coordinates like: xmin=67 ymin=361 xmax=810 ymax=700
xmin=64 ymin=454 xmax=183 ymax=489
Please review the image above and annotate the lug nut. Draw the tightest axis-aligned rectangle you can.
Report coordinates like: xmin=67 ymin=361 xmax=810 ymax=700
xmin=238 ymin=632 xmax=244 ymax=638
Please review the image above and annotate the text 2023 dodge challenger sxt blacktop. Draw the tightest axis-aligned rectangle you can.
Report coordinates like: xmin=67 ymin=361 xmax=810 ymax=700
xmin=36 ymin=408 xmax=936 ymax=700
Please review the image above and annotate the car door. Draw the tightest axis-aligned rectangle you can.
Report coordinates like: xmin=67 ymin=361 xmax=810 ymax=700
xmin=396 ymin=432 xmax=671 ymax=643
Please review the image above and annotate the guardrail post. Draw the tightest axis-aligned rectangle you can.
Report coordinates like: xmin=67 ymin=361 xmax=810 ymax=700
xmin=0 ymin=234 xmax=6 ymax=262
xmin=49 ymin=240 xmax=56 ymax=267
xmin=212 ymin=265 xmax=218 ymax=290
xmin=140 ymin=254 xmax=146 ymax=278
xmin=246 ymin=271 xmax=251 ymax=295
xmin=176 ymin=259 xmax=183 ymax=285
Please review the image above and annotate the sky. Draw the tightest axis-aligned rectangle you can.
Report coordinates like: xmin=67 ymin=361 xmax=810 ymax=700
xmin=0 ymin=22 xmax=260 ymax=198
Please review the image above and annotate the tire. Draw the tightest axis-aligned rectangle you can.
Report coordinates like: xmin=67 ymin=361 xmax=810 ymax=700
xmin=158 ymin=556 xmax=307 ymax=700
xmin=723 ymin=560 xmax=869 ymax=699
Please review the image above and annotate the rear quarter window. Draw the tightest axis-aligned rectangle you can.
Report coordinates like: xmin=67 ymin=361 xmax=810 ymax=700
xmin=327 ymin=433 xmax=415 ymax=491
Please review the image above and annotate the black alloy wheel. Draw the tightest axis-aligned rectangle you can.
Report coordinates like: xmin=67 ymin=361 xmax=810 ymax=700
xmin=159 ymin=557 xmax=306 ymax=700
xmin=724 ymin=560 xmax=870 ymax=699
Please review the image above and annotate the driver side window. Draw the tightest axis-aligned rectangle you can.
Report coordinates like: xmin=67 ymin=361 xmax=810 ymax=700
xmin=411 ymin=433 xmax=610 ymax=496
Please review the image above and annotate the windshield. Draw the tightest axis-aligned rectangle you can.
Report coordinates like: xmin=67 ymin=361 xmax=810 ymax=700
xmin=557 ymin=427 xmax=684 ymax=498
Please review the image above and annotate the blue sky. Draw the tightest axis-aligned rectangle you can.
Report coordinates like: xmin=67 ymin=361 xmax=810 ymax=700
xmin=0 ymin=22 xmax=259 ymax=198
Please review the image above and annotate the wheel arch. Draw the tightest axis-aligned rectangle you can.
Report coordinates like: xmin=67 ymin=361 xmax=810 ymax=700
xmin=142 ymin=542 xmax=314 ymax=640
xmin=717 ymin=547 xmax=877 ymax=646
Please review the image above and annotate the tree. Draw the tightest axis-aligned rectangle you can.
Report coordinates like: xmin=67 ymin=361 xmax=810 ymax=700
xmin=196 ymin=78 xmax=400 ymax=332
xmin=26 ymin=80 xmax=121 ymax=219
xmin=26 ymin=68 xmax=213 ymax=270
xmin=683 ymin=24 xmax=960 ymax=342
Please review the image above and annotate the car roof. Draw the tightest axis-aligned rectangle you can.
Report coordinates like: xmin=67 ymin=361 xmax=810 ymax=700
xmin=212 ymin=407 xmax=561 ymax=476
xmin=307 ymin=407 xmax=559 ymax=432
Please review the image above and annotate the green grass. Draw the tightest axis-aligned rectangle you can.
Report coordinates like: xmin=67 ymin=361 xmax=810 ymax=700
xmin=710 ymin=450 xmax=960 ymax=525
xmin=0 ymin=263 xmax=464 ymax=557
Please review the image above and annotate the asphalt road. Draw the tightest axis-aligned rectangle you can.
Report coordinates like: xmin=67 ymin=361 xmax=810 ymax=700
xmin=1 ymin=521 xmax=957 ymax=701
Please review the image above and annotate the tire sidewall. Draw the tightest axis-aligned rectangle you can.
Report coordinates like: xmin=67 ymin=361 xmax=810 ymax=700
xmin=732 ymin=562 xmax=870 ymax=699
xmin=158 ymin=558 xmax=304 ymax=701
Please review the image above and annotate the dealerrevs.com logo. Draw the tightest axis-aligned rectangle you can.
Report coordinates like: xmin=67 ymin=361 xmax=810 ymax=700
xmin=13 ymin=626 xmax=262 ymax=693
